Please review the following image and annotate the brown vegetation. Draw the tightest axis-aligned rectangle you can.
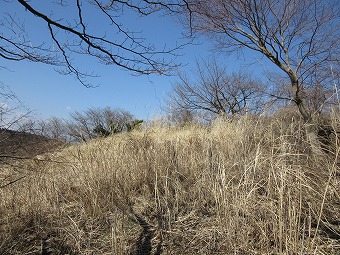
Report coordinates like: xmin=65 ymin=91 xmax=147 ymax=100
xmin=0 ymin=115 xmax=339 ymax=254
xmin=0 ymin=129 xmax=66 ymax=160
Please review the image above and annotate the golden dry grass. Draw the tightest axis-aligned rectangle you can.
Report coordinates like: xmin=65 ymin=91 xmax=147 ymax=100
xmin=0 ymin=115 xmax=339 ymax=254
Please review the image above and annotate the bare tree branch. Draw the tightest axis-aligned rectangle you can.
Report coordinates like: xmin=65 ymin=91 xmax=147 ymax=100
xmin=168 ymin=58 xmax=267 ymax=120
xmin=183 ymin=0 xmax=340 ymax=122
xmin=1 ymin=0 xmax=190 ymax=86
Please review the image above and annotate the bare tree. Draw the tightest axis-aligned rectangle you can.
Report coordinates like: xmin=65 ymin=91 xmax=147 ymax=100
xmin=1 ymin=0 xmax=188 ymax=86
xmin=182 ymin=0 xmax=339 ymax=123
xmin=168 ymin=59 xmax=266 ymax=120
xmin=35 ymin=117 xmax=68 ymax=140
xmin=0 ymin=82 xmax=31 ymax=131
xmin=67 ymin=107 xmax=134 ymax=142
xmin=168 ymin=108 xmax=196 ymax=125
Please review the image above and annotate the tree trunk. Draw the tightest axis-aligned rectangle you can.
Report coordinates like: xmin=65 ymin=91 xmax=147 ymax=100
xmin=290 ymin=76 xmax=323 ymax=155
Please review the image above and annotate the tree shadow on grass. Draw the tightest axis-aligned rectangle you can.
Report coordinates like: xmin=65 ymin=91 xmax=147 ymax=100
xmin=131 ymin=214 xmax=162 ymax=255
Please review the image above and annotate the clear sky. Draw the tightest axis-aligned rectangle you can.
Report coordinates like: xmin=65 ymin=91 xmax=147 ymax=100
xmin=0 ymin=1 xmax=272 ymax=122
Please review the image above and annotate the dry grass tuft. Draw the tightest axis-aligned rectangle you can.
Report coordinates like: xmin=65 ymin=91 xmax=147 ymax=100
xmin=1 ymin=115 xmax=339 ymax=254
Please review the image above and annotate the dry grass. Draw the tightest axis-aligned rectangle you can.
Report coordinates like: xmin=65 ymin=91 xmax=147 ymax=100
xmin=0 ymin=115 xmax=339 ymax=254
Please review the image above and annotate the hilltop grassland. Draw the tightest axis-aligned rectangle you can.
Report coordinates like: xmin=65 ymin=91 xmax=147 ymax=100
xmin=0 ymin=115 xmax=339 ymax=254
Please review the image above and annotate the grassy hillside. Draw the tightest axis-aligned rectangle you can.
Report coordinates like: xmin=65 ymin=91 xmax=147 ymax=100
xmin=0 ymin=116 xmax=339 ymax=254
xmin=0 ymin=128 xmax=65 ymax=160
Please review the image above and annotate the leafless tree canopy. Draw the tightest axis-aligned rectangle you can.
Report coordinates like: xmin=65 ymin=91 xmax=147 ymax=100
xmin=183 ymin=0 xmax=340 ymax=122
xmin=67 ymin=107 xmax=134 ymax=142
xmin=15 ymin=107 xmax=136 ymax=142
xmin=169 ymin=59 xmax=266 ymax=119
xmin=0 ymin=83 xmax=32 ymax=131
xmin=34 ymin=117 xmax=68 ymax=141
xmin=1 ymin=0 xmax=188 ymax=86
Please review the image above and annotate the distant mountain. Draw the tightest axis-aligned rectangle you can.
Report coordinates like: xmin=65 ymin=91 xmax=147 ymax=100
xmin=0 ymin=129 xmax=66 ymax=161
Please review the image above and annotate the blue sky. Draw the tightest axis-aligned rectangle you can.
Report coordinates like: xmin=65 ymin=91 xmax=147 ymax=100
xmin=0 ymin=1 xmax=272 ymax=121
